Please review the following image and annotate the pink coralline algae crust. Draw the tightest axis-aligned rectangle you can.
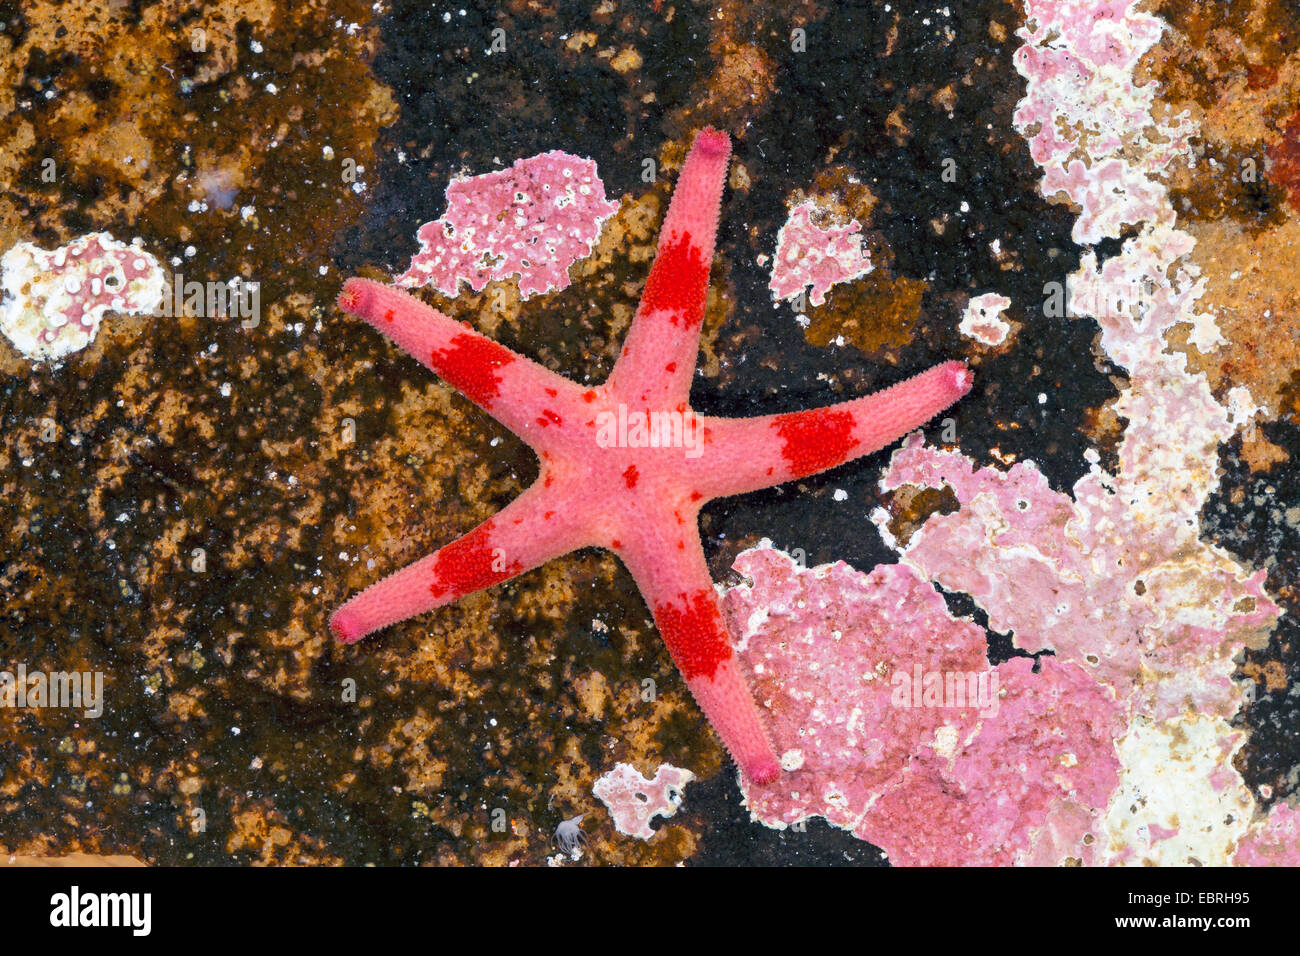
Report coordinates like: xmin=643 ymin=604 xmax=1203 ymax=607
xmin=724 ymin=547 xmax=1124 ymax=866
xmin=1234 ymin=803 xmax=1300 ymax=866
xmin=0 ymin=232 xmax=166 ymax=361
xmin=876 ymin=435 xmax=1279 ymax=721
xmin=957 ymin=292 xmax=1012 ymax=346
xmin=1013 ymin=0 xmax=1193 ymax=244
xmin=768 ymin=200 xmax=873 ymax=307
xmin=396 ymin=151 xmax=619 ymax=299
xmin=592 ymin=762 xmax=695 ymax=841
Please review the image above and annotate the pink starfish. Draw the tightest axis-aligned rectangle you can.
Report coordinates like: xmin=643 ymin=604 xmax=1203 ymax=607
xmin=332 ymin=128 xmax=972 ymax=785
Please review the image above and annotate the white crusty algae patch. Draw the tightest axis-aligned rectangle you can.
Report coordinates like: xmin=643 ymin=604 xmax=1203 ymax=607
xmin=0 ymin=232 xmax=165 ymax=361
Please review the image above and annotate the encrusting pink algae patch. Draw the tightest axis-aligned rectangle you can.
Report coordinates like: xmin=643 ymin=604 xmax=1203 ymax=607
xmin=592 ymin=763 xmax=695 ymax=841
xmin=958 ymin=292 xmax=1012 ymax=346
xmin=723 ymin=547 xmax=1124 ymax=866
xmin=396 ymin=150 xmax=619 ymax=299
xmin=1012 ymin=0 xmax=1194 ymax=246
xmin=1234 ymin=803 xmax=1300 ymax=867
xmin=874 ymin=432 xmax=1278 ymax=722
xmin=768 ymin=200 xmax=874 ymax=307
xmin=0 ymin=232 xmax=166 ymax=361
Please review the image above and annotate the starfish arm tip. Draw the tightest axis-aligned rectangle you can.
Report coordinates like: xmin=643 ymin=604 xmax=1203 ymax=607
xmin=329 ymin=606 xmax=369 ymax=645
xmin=943 ymin=359 xmax=975 ymax=397
xmin=746 ymin=758 xmax=781 ymax=786
xmin=327 ymin=613 xmax=364 ymax=642
xmin=337 ymin=277 xmax=370 ymax=316
xmin=695 ymin=126 xmax=731 ymax=156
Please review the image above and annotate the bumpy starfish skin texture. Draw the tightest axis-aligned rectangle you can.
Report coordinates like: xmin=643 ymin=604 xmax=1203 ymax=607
xmin=332 ymin=128 xmax=972 ymax=784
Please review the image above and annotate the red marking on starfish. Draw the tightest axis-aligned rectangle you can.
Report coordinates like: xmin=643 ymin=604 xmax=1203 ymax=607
xmin=641 ymin=232 xmax=709 ymax=327
xmin=331 ymin=126 xmax=973 ymax=786
xmin=428 ymin=522 xmax=519 ymax=600
xmin=433 ymin=334 xmax=516 ymax=408
xmin=654 ymin=589 xmax=733 ymax=680
xmin=383 ymin=309 xmax=395 ymax=322
xmin=773 ymin=408 xmax=860 ymax=478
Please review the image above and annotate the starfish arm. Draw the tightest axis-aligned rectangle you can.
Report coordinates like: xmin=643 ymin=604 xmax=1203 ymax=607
xmin=618 ymin=529 xmax=780 ymax=785
xmin=605 ymin=127 xmax=730 ymax=408
xmin=330 ymin=481 xmax=592 ymax=644
xmin=688 ymin=359 xmax=973 ymax=500
xmin=338 ymin=278 xmax=590 ymax=453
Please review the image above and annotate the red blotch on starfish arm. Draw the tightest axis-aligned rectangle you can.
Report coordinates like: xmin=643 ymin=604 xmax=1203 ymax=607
xmin=640 ymin=232 xmax=709 ymax=326
xmin=428 ymin=522 xmax=521 ymax=600
xmin=432 ymin=333 xmax=517 ymax=408
xmin=653 ymin=589 xmax=734 ymax=681
xmin=623 ymin=464 xmax=639 ymax=488
xmin=772 ymin=407 xmax=860 ymax=478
